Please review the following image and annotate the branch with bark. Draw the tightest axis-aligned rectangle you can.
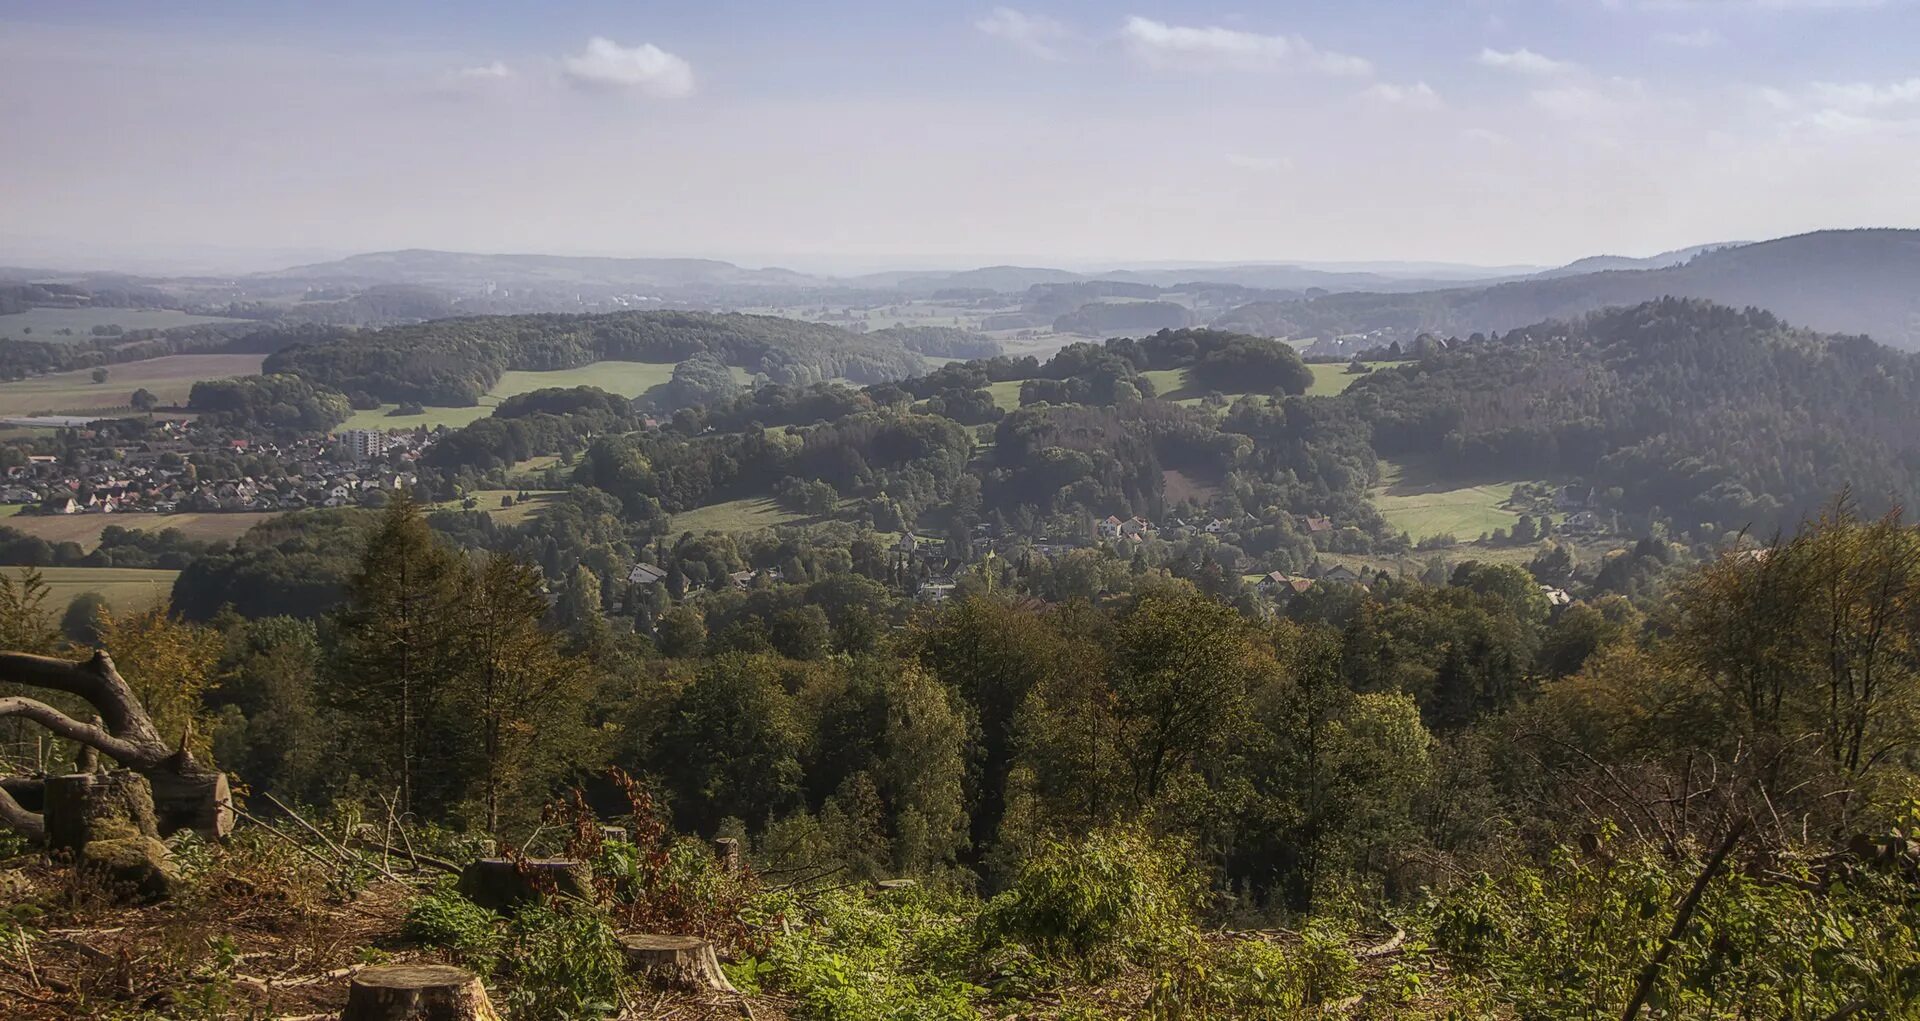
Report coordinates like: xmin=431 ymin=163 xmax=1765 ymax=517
xmin=0 ymin=649 xmax=231 ymax=842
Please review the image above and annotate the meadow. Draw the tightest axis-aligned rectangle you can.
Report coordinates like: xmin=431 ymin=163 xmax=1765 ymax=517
xmin=0 ymin=354 xmax=267 ymax=418
xmin=341 ymin=361 xmax=751 ymax=431
xmin=670 ymin=496 xmax=809 ymax=534
xmin=1370 ymin=456 xmax=1539 ymax=542
xmin=0 ymin=511 xmax=278 ymax=550
xmin=4 ymin=566 xmax=180 ymax=611
xmin=434 ymin=490 xmax=561 ymax=526
xmin=0 ymin=308 xmax=245 ymax=342
xmin=1304 ymin=360 xmax=1414 ymax=398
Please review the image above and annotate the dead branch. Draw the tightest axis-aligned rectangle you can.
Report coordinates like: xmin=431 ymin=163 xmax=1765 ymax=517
xmin=1622 ymin=818 xmax=1750 ymax=1021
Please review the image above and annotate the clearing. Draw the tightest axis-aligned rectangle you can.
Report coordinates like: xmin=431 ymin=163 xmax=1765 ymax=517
xmin=0 ymin=353 xmax=268 ymax=418
xmin=4 ymin=565 xmax=180 ymax=611
xmin=1305 ymin=360 xmax=1414 ymax=398
xmin=1371 ymin=456 xmax=1541 ymax=542
xmin=0 ymin=511 xmax=279 ymax=550
xmin=671 ymin=497 xmax=808 ymax=534
xmin=433 ymin=489 xmax=561 ymax=526
xmin=341 ymin=361 xmax=749 ymax=431
xmin=0 ymin=307 xmax=246 ymax=342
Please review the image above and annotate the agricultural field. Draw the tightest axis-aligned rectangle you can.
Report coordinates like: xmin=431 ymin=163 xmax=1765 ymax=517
xmin=0 ymin=307 xmax=246 ymax=342
xmin=0 ymin=353 xmax=267 ymax=419
xmin=341 ymin=361 xmax=750 ymax=431
xmin=4 ymin=566 xmax=180 ymax=611
xmin=670 ymin=497 xmax=807 ymax=534
xmin=1370 ymin=456 xmax=1541 ymax=542
xmin=0 ymin=511 xmax=278 ymax=550
xmin=1304 ymin=360 xmax=1413 ymax=398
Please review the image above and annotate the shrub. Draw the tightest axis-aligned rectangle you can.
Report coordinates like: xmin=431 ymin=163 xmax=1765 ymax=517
xmin=977 ymin=826 xmax=1203 ymax=978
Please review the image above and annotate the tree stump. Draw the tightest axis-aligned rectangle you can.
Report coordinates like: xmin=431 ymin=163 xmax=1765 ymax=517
xmin=44 ymin=771 xmax=158 ymax=856
xmin=620 ymin=934 xmax=739 ymax=994
xmin=456 ymin=857 xmax=593 ymax=912
xmin=712 ymin=836 xmax=741 ymax=874
xmin=342 ymin=963 xmax=501 ymax=1021
xmin=599 ymin=824 xmax=630 ymax=844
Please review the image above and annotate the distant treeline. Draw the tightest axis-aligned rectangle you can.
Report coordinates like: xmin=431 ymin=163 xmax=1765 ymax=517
xmin=263 ymin=310 xmax=929 ymax=406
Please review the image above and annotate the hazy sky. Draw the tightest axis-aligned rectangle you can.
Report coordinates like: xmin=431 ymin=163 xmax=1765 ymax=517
xmin=3 ymin=0 xmax=1918 ymax=272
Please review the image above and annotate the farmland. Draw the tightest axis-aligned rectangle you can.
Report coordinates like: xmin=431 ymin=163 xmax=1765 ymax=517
xmin=1370 ymin=456 xmax=1539 ymax=542
xmin=3 ymin=566 xmax=180 ymax=611
xmin=0 ymin=511 xmax=279 ymax=550
xmin=0 ymin=353 xmax=267 ymax=418
xmin=0 ymin=308 xmax=246 ymax=342
xmin=341 ymin=361 xmax=750 ymax=431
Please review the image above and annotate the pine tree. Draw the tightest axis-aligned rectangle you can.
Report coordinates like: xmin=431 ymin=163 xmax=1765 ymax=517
xmin=329 ymin=494 xmax=464 ymax=816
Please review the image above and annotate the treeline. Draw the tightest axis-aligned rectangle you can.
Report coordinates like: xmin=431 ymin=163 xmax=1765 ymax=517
xmin=186 ymin=373 xmax=353 ymax=433
xmin=262 ymin=310 xmax=928 ymax=406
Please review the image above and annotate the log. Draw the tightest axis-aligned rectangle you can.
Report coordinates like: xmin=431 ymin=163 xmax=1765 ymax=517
xmin=456 ymin=858 xmax=593 ymax=913
xmin=342 ymin=963 xmax=501 ymax=1021
xmin=43 ymin=771 xmax=158 ymax=856
xmin=149 ymin=767 xmax=232 ymax=841
xmin=620 ymin=934 xmax=739 ymax=994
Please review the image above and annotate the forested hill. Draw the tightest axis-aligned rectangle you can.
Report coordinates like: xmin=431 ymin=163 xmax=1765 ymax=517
xmin=261 ymin=309 xmax=925 ymax=405
xmin=1219 ymin=229 xmax=1920 ymax=349
xmin=1350 ymin=297 xmax=1920 ymax=531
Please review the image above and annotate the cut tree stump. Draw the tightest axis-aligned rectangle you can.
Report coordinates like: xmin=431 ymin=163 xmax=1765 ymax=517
xmin=44 ymin=770 xmax=158 ymax=856
xmin=620 ymin=934 xmax=739 ymax=994
xmin=712 ymin=836 xmax=741 ymax=874
xmin=342 ymin=963 xmax=501 ymax=1021
xmin=456 ymin=857 xmax=593 ymax=912
xmin=149 ymin=766 xmax=232 ymax=841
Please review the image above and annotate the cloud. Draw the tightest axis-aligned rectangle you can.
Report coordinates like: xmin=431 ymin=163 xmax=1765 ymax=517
xmin=1364 ymin=81 xmax=1443 ymax=110
xmin=1760 ymin=77 xmax=1920 ymax=135
xmin=1810 ymin=78 xmax=1920 ymax=108
xmin=455 ymin=62 xmax=514 ymax=80
xmin=561 ymin=37 xmax=694 ymax=98
xmin=976 ymin=7 xmax=1070 ymax=59
xmin=1653 ymin=28 xmax=1724 ymax=46
xmin=1121 ymin=16 xmax=1372 ymax=76
xmin=1477 ymin=47 xmax=1577 ymax=75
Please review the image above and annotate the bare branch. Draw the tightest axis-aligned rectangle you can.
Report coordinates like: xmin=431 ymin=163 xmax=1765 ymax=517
xmin=0 ymin=697 xmax=163 ymax=768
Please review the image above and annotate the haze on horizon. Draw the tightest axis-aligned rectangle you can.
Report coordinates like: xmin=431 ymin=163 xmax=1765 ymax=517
xmin=3 ymin=0 xmax=1919 ymax=274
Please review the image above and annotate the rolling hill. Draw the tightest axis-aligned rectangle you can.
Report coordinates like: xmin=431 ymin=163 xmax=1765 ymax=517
xmin=1215 ymin=229 xmax=1920 ymax=350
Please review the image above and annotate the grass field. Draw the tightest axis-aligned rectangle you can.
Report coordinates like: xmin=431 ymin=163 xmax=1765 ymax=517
xmin=342 ymin=361 xmax=754 ymax=431
xmin=1371 ymin=457 xmax=1541 ymax=542
xmin=671 ymin=497 xmax=808 ymax=534
xmin=4 ymin=566 xmax=180 ymax=611
xmin=1305 ymin=360 xmax=1414 ymax=398
xmin=0 ymin=308 xmax=246 ymax=342
xmin=0 ymin=354 xmax=268 ymax=419
xmin=985 ymin=379 xmax=1025 ymax=412
xmin=0 ymin=511 xmax=277 ymax=550
xmin=434 ymin=490 xmax=560 ymax=526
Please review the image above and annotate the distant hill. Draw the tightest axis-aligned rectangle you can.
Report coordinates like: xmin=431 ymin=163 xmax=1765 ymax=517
xmin=1215 ymin=229 xmax=1920 ymax=350
xmin=1531 ymin=241 xmax=1748 ymax=279
xmin=262 ymin=249 xmax=825 ymax=291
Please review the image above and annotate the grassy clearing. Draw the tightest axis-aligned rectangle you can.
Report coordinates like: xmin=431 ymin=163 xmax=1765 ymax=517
xmin=671 ymin=497 xmax=808 ymax=534
xmin=1371 ymin=457 xmax=1541 ymax=542
xmin=0 ymin=354 xmax=268 ymax=418
xmin=1306 ymin=360 xmax=1414 ymax=399
xmin=0 ymin=308 xmax=246 ymax=342
xmin=341 ymin=361 xmax=750 ymax=432
xmin=5 ymin=566 xmax=180 ymax=611
xmin=0 ymin=511 xmax=279 ymax=550
xmin=434 ymin=490 xmax=560 ymax=526
xmin=985 ymin=379 xmax=1025 ymax=412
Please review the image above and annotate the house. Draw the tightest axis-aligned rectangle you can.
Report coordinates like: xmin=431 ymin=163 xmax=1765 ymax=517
xmin=1564 ymin=510 xmax=1603 ymax=533
xmin=1555 ymin=485 xmax=1593 ymax=511
xmin=728 ymin=569 xmax=758 ymax=590
xmin=1302 ymin=515 xmax=1334 ymax=535
xmin=1097 ymin=515 xmax=1125 ymax=538
xmin=627 ymin=563 xmax=668 ymax=586
xmin=1540 ymin=586 xmax=1572 ymax=608
xmin=919 ymin=576 xmax=959 ymax=603
xmin=1259 ymin=572 xmax=1314 ymax=599
xmin=1320 ymin=564 xmax=1364 ymax=586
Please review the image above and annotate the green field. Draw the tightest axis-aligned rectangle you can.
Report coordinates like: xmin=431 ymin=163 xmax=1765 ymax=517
xmin=342 ymin=361 xmax=752 ymax=431
xmin=1371 ymin=457 xmax=1541 ymax=542
xmin=434 ymin=490 xmax=560 ymax=526
xmin=0 ymin=353 xmax=268 ymax=419
xmin=1306 ymin=360 xmax=1414 ymax=398
xmin=4 ymin=566 xmax=180 ymax=611
xmin=0 ymin=511 xmax=278 ymax=550
xmin=985 ymin=379 xmax=1025 ymax=412
xmin=670 ymin=497 xmax=808 ymax=534
xmin=0 ymin=308 xmax=246 ymax=342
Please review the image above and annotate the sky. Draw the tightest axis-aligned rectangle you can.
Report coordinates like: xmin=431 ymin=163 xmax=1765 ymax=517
xmin=2 ymin=0 xmax=1919 ymax=274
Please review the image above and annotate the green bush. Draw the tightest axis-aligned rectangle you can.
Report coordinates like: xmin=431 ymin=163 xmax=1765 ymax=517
xmin=977 ymin=826 xmax=1204 ymax=978
xmin=403 ymin=886 xmax=503 ymax=974
xmin=499 ymin=904 xmax=625 ymax=1021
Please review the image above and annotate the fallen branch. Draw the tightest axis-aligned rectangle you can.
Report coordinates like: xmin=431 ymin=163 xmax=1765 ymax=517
xmin=1622 ymin=818 xmax=1749 ymax=1021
